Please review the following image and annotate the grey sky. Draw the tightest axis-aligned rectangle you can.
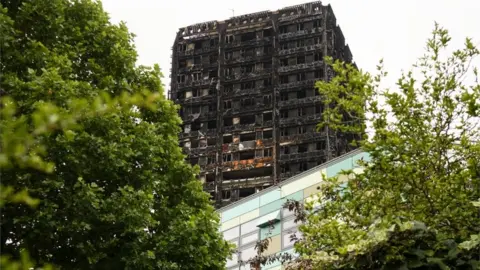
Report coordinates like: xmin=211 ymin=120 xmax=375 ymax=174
xmin=102 ymin=0 xmax=480 ymax=92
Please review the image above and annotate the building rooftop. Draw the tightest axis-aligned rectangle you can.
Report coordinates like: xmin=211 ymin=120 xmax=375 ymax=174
xmin=175 ymin=1 xmax=331 ymax=39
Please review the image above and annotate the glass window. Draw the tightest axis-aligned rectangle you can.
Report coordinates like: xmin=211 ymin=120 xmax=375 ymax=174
xmin=226 ymin=253 xmax=238 ymax=268
xmin=241 ymin=232 xmax=258 ymax=246
xmin=282 ymin=218 xmax=297 ymax=231
xmin=224 ymin=226 xmax=240 ymax=241
xmin=282 ymin=207 xmax=294 ymax=218
xmin=240 ymin=245 xmax=257 ymax=262
xmin=283 ymin=230 xmax=303 ymax=248
xmin=241 ymin=218 xmax=259 ymax=235
xmin=230 ymin=238 xmax=239 ymax=248
xmin=240 ymin=264 xmax=251 ymax=270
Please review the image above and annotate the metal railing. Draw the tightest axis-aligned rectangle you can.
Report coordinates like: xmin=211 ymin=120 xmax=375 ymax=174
xmin=224 ymin=68 xmax=272 ymax=82
xmin=177 ymin=78 xmax=218 ymax=89
xmin=223 ymin=85 xmax=273 ymax=98
xmin=183 ymin=145 xmax=217 ymax=155
xmin=178 ymin=95 xmax=215 ymax=105
xmin=280 ymin=149 xmax=327 ymax=161
xmin=278 ymin=61 xmax=323 ymax=73
xmin=224 ymin=123 xmax=256 ymax=133
xmin=223 ymin=103 xmax=273 ymax=116
xmin=278 ymin=43 xmax=323 ymax=56
xmin=224 ymin=37 xmax=272 ymax=49
xmin=224 ymin=53 xmax=272 ymax=65
xmin=275 ymin=79 xmax=317 ymax=90
xmin=278 ymin=95 xmax=322 ymax=108
xmin=280 ymin=131 xmax=326 ymax=143
xmin=176 ymin=46 xmax=218 ymax=57
xmin=279 ymin=114 xmax=321 ymax=126
xmin=278 ymin=27 xmax=323 ymax=40
xmin=178 ymin=128 xmax=218 ymax=140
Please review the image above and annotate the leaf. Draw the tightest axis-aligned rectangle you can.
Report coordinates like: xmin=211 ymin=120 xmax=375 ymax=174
xmin=427 ymin=258 xmax=450 ymax=270
xmin=458 ymin=234 xmax=480 ymax=251
xmin=471 ymin=200 xmax=480 ymax=208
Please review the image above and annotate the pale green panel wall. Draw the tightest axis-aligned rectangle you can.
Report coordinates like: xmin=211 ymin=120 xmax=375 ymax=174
xmin=326 ymin=157 xmax=353 ymax=177
xmin=240 ymin=208 xmax=260 ymax=223
xmin=222 ymin=197 xmax=260 ymax=222
xmin=352 ymin=152 xmax=370 ymax=167
xmin=259 ymin=190 xmax=303 ymax=216
xmin=259 ymin=199 xmax=284 ymax=216
xmin=260 ymin=221 xmax=281 ymax=239
xmin=261 ymin=248 xmax=297 ymax=270
xmin=281 ymin=170 xmax=322 ymax=197
xmin=259 ymin=189 xmax=282 ymax=207
xmin=285 ymin=190 xmax=303 ymax=202
xmin=304 ymin=183 xmax=321 ymax=198
xmin=262 ymin=258 xmax=281 ymax=269
xmin=281 ymin=248 xmax=298 ymax=259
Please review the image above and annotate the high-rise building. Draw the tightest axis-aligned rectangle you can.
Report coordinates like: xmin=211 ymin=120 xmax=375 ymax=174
xmin=169 ymin=1 xmax=356 ymax=207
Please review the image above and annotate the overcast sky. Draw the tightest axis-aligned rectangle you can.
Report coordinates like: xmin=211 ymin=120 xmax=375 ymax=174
xmin=102 ymin=0 xmax=480 ymax=93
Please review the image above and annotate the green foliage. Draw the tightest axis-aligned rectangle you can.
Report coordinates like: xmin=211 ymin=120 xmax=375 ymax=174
xmin=1 ymin=250 xmax=54 ymax=270
xmin=288 ymin=24 xmax=480 ymax=269
xmin=0 ymin=1 xmax=231 ymax=269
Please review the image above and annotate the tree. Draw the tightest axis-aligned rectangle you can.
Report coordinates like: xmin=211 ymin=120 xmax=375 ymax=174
xmin=242 ymin=24 xmax=480 ymax=270
xmin=0 ymin=1 xmax=232 ymax=269
xmin=0 ymin=89 xmax=159 ymax=270
xmin=286 ymin=24 xmax=480 ymax=269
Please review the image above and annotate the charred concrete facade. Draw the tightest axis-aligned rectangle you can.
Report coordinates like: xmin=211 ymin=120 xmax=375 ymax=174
xmin=170 ymin=2 xmax=356 ymax=207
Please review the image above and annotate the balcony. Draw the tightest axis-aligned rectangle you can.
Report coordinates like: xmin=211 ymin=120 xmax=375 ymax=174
xmin=177 ymin=77 xmax=217 ymax=89
xmin=223 ymin=85 xmax=273 ymax=98
xmin=278 ymin=43 xmax=323 ymax=56
xmin=178 ymin=95 xmax=215 ymax=105
xmin=182 ymin=111 xmax=217 ymax=124
xmin=224 ymin=37 xmax=272 ymax=49
xmin=204 ymin=175 xmax=273 ymax=191
xmin=224 ymin=123 xmax=256 ymax=133
xmin=223 ymin=157 xmax=274 ymax=171
xmin=224 ymin=68 xmax=272 ymax=83
xmin=278 ymin=27 xmax=323 ymax=41
xmin=263 ymin=120 xmax=274 ymax=127
xmin=278 ymin=96 xmax=322 ymax=109
xmin=193 ymin=78 xmax=217 ymax=87
xmin=178 ymin=128 xmax=218 ymax=140
xmin=279 ymin=150 xmax=327 ymax=162
xmin=279 ymin=114 xmax=321 ymax=127
xmin=224 ymin=53 xmax=272 ymax=66
xmin=177 ymin=46 xmax=218 ymax=57
xmin=206 ymin=128 xmax=218 ymax=137
xmin=280 ymin=131 xmax=326 ymax=143
xmin=203 ymin=162 xmax=217 ymax=172
xmin=278 ymin=11 xmax=323 ymax=23
xmin=223 ymin=103 xmax=272 ymax=117
xmin=222 ymin=138 xmax=273 ymax=153
xmin=275 ymin=79 xmax=317 ymax=90
xmin=223 ymin=140 xmax=256 ymax=152
xmin=183 ymin=145 xmax=216 ymax=156
xmin=256 ymin=138 xmax=274 ymax=148
xmin=278 ymin=61 xmax=323 ymax=73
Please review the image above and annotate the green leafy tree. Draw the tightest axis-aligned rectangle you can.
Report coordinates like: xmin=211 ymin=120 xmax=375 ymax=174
xmin=285 ymin=24 xmax=480 ymax=269
xmin=0 ymin=1 xmax=231 ymax=269
xmin=1 ymin=88 xmax=159 ymax=270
